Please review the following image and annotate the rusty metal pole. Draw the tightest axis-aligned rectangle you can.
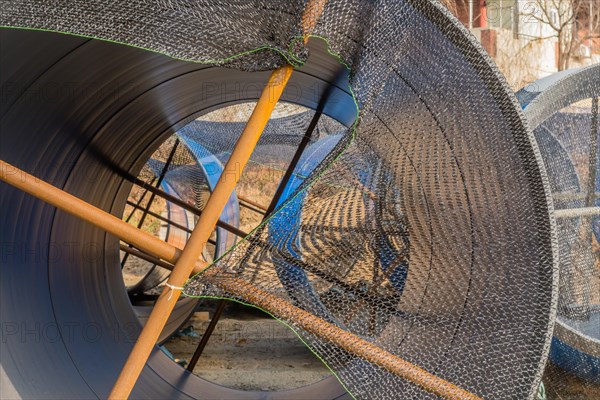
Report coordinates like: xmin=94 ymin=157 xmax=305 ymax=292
xmin=0 ymin=161 xmax=481 ymax=400
xmin=211 ymin=274 xmax=482 ymax=400
xmin=0 ymin=160 xmax=187 ymax=268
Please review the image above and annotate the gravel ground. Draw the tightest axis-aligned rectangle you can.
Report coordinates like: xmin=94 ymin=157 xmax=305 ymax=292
xmin=164 ymin=302 xmax=332 ymax=391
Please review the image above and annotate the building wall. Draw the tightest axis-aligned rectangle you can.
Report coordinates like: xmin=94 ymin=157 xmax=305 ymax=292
xmin=455 ymin=0 xmax=597 ymax=90
xmin=460 ymin=1 xmax=559 ymax=89
xmin=492 ymin=28 xmax=558 ymax=89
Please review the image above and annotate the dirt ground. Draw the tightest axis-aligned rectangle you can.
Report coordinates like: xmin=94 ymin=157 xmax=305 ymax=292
xmin=164 ymin=302 xmax=332 ymax=391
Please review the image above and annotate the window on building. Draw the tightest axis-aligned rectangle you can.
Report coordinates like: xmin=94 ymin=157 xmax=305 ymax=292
xmin=549 ymin=8 xmax=559 ymax=27
xmin=487 ymin=0 xmax=516 ymax=31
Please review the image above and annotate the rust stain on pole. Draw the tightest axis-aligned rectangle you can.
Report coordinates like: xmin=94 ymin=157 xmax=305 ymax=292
xmin=210 ymin=273 xmax=482 ymax=400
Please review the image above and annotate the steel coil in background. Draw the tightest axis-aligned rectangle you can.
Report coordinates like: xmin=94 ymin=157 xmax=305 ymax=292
xmin=0 ymin=28 xmax=353 ymax=399
xmin=519 ymin=64 xmax=600 ymax=396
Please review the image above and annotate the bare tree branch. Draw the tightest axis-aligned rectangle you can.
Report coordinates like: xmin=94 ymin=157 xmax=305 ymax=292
xmin=519 ymin=0 xmax=598 ymax=70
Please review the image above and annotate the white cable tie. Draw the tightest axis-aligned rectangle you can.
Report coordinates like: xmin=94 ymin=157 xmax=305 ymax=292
xmin=165 ymin=282 xmax=184 ymax=300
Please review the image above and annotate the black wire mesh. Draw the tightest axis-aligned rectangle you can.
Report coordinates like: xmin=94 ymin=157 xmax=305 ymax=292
xmin=0 ymin=1 xmax=558 ymax=399
xmin=520 ymin=65 xmax=600 ymax=400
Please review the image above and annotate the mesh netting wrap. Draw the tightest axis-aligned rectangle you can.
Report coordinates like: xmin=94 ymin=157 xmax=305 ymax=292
xmin=519 ymin=64 xmax=600 ymax=398
xmin=0 ymin=1 xmax=557 ymax=399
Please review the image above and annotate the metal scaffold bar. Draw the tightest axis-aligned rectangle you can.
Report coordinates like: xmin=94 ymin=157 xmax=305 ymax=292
xmin=555 ymin=206 xmax=600 ymax=218
xmin=0 ymin=160 xmax=186 ymax=268
xmin=129 ymin=176 xmax=249 ymax=238
xmin=121 ymin=138 xmax=180 ymax=268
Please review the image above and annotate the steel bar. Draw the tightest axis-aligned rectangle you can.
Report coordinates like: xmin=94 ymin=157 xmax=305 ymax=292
xmin=0 ymin=27 xmax=354 ymax=400
xmin=186 ymin=299 xmax=228 ymax=371
xmin=552 ymin=192 xmax=600 ymax=201
xmin=130 ymin=176 xmax=248 ymax=238
xmin=585 ymin=97 xmax=598 ymax=207
xmin=124 ymin=201 xmax=217 ymax=245
xmin=0 ymin=160 xmax=481 ymax=400
xmin=209 ymin=273 xmax=482 ymax=400
xmin=125 ymin=177 xmax=156 ymax=223
xmin=238 ymin=201 xmax=266 ymax=215
xmin=121 ymin=139 xmax=180 ymax=267
xmin=119 ymin=243 xmax=176 ymax=271
xmin=556 ymin=98 xmax=600 ymax=224
xmin=264 ymin=76 xmax=333 ymax=216
xmin=125 ymin=200 xmax=193 ymax=235
xmin=0 ymin=160 xmax=193 ymax=269
xmin=555 ymin=206 xmax=600 ymax=218
xmin=238 ymin=195 xmax=267 ymax=212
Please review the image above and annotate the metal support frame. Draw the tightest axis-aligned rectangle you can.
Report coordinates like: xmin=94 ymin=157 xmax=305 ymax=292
xmin=585 ymin=97 xmax=598 ymax=208
xmin=264 ymin=70 xmax=339 ymax=216
xmin=130 ymin=176 xmax=248 ymax=238
xmin=186 ymin=299 xmax=227 ymax=371
xmin=121 ymin=139 xmax=180 ymax=268
xmin=238 ymin=195 xmax=267 ymax=214
xmin=0 ymin=160 xmax=188 ymax=268
xmin=125 ymin=177 xmax=156 ymax=223
xmin=555 ymin=206 xmax=600 ymax=218
xmin=119 ymin=243 xmax=175 ymax=271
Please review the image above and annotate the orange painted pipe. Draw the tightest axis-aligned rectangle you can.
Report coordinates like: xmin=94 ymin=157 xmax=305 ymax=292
xmin=108 ymin=64 xmax=294 ymax=400
xmin=107 ymin=1 xmax=330 ymax=396
xmin=0 ymin=160 xmax=187 ymax=268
